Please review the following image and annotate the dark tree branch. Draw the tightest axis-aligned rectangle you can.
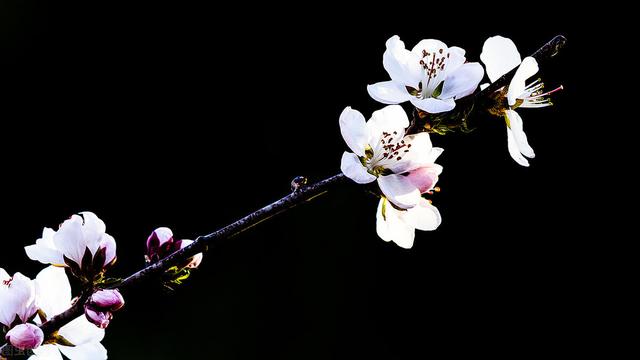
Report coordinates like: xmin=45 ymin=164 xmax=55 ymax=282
xmin=1 ymin=35 xmax=567 ymax=357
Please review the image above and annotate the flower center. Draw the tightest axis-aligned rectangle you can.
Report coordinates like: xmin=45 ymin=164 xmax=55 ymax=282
xmin=418 ymin=48 xmax=449 ymax=98
xmin=513 ymin=78 xmax=564 ymax=109
xmin=363 ymin=131 xmax=413 ymax=177
xmin=2 ymin=278 xmax=13 ymax=286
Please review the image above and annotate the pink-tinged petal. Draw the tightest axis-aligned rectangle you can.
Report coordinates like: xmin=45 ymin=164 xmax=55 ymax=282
xmin=377 ymin=174 xmax=421 ymax=209
xmin=383 ymin=35 xmax=423 ymax=88
xmin=340 ymin=152 xmax=376 ymax=184
xmin=84 ymin=305 xmax=112 ymax=329
xmin=409 ymin=97 xmax=455 ymax=114
xmin=405 ymin=165 xmax=441 ymax=194
xmin=89 ymin=289 xmax=125 ymax=312
xmin=376 ymin=198 xmax=415 ymax=249
xmin=6 ymin=323 xmax=44 ymax=350
xmin=339 ymin=106 xmax=368 ymax=157
xmin=480 ymin=35 xmax=522 ymax=83
xmin=507 ymin=57 xmax=539 ymax=106
xmin=367 ymin=81 xmax=412 ymax=105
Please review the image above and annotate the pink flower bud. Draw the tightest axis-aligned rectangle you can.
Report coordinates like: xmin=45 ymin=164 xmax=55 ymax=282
xmin=89 ymin=289 xmax=125 ymax=312
xmin=84 ymin=305 xmax=112 ymax=329
xmin=179 ymin=240 xmax=203 ymax=269
xmin=405 ymin=164 xmax=441 ymax=194
xmin=146 ymin=227 xmax=180 ymax=263
xmin=5 ymin=323 xmax=44 ymax=350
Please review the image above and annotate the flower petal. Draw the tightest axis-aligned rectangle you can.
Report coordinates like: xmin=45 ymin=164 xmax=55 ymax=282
xmin=79 ymin=212 xmax=106 ymax=255
xmin=340 ymin=152 xmax=376 ymax=184
xmin=377 ymin=174 xmax=421 ymax=209
xmin=58 ymin=342 xmax=107 ymax=360
xmin=480 ymin=35 xmax=522 ymax=83
xmin=367 ymin=81 xmax=412 ymax=105
xmin=339 ymin=107 xmax=368 ymax=157
xmin=384 ymin=132 xmax=433 ymax=174
xmin=366 ymin=105 xmax=409 ymax=145
xmin=376 ymin=198 xmax=415 ymax=249
xmin=53 ymin=215 xmax=86 ymax=265
xmin=25 ymin=245 xmax=64 ymax=266
xmin=506 ymin=128 xmax=530 ymax=167
xmin=409 ymin=97 xmax=455 ymax=114
xmin=30 ymin=344 xmax=64 ymax=360
xmin=440 ymin=62 xmax=484 ymax=100
xmin=404 ymin=198 xmax=442 ymax=231
xmin=58 ymin=316 xmax=105 ymax=346
xmin=445 ymin=46 xmax=466 ymax=75
xmin=505 ymin=110 xmax=535 ymax=158
xmin=507 ymin=57 xmax=539 ymax=106
xmin=35 ymin=266 xmax=72 ymax=317
xmin=383 ymin=35 xmax=423 ymax=88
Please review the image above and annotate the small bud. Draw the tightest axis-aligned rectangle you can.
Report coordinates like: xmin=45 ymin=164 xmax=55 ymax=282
xmin=179 ymin=240 xmax=203 ymax=269
xmin=5 ymin=323 xmax=44 ymax=350
xmin=84 ymin=305 xmax=112 ymax=329
xmin=89 ymin=289 xmax=125 ymax=312
xmin=146 ymin=227 xmax=179 ymax=263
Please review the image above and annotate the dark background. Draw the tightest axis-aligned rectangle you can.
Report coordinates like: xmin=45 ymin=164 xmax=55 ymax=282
xmin=1 ymin=1 xmax=604 ymax=359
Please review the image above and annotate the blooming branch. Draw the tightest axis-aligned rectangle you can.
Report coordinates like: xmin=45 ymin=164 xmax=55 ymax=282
xmin=1 ymin=34 xmax=566 ymax=359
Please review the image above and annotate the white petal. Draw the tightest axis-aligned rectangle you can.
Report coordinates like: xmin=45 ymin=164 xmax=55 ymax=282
xmin=366 ymin=105 xmax=409 ymax=145
xmin=53 ymin=215 xmax=86 ymax=265
xmin=79 ymin=212 xmax=106 ymax=255
xmin=0 ymin=273 xmax=36 ymax=326
xmin=444 ymin=47 xmax=466 ymax=76
xmin=507 ymin=57 xmax=539 ymax=106
xmin=58 ymin=316 xmax=105 ymax=345
xmin=385 ymin=132 xmax=433 ymax=174
xmin=505 ymin=110 xmax=535 ymax=158
xmin=35 ymin=266 xmax=72 ymax=317
xmin=440 ymin=62 xmax=484 ymax=100
xmin=339 ymin=107 xmax=368 ymax=157
xmin=409 ymin=97 xmax=455 ymax=114
xmin=377 ymin=174 xmax=421 ymax=209
xmin=424 ymin=147 xmax=444 ymax=164
xmin=411 ymin=39 xmax=448 ymax=57
xmin=480 ymin=35 xmax=522 ymax=83
xmin=480 ymin=83 xmax=490 ymax=91
xmin=376 ymin=198 xmax=415 ymax=249
xmin=25 ymin=245 xmax=65 ymax=266
xmin=30 ymin=344 xmax=64 ymax=360
xmin=383 ymin=35 xmax=423 ymax=88
xmin=506 ymin=128 xmax=530 ymax=167
xmin=404 ymin=198 xmax=442 ymax=231
xmin=58 ymin=342 xmax=107 ymax=360
xmin=367 ymin=81 xmax=412 ymax=105
xmin=340 ymin=152 xmax=376 ymax=184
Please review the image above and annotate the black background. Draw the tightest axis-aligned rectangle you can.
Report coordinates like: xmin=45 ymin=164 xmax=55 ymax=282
xmin=1 ymin=1 xmax=603 ymax=359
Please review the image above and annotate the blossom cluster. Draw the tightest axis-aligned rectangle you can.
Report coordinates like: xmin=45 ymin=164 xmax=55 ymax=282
xmin=340 ymin=35 xmax=561 ymax=247
xmin=1 ymin=213 xmax=203 ymax=359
